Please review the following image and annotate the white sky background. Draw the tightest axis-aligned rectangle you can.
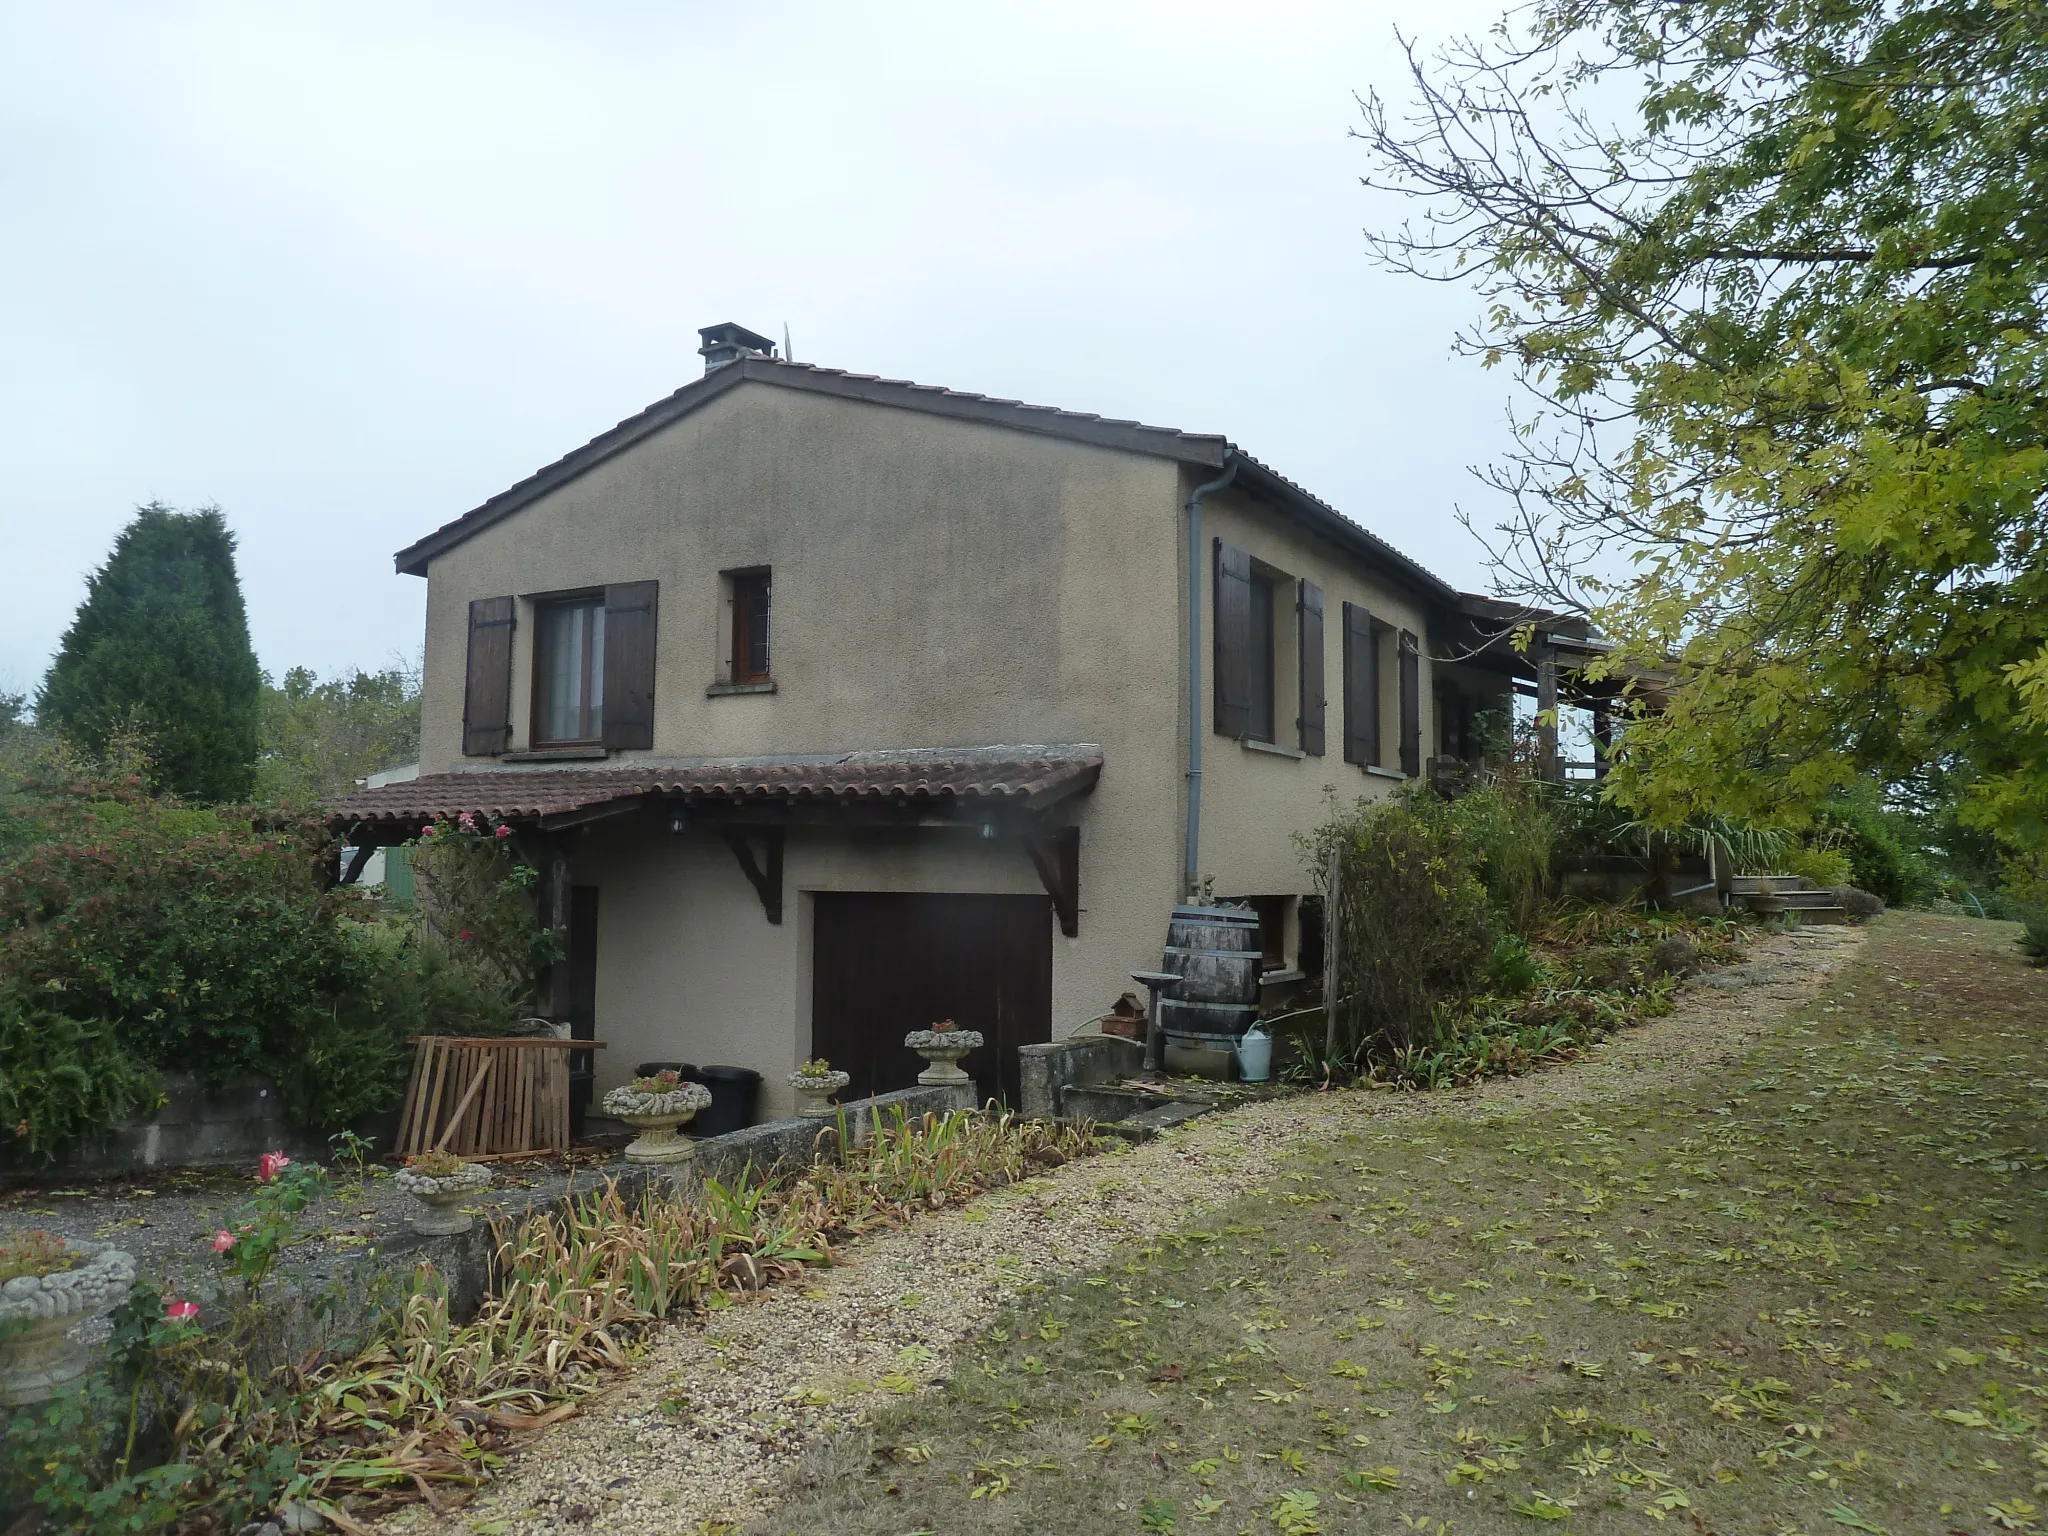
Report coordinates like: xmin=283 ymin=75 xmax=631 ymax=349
xmin=0 ymin=0 xmax=1524 ymax=698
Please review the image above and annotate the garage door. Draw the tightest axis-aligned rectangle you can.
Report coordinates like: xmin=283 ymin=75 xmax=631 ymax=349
xmin=811 ymin=893 xmax=1052 ymax=1109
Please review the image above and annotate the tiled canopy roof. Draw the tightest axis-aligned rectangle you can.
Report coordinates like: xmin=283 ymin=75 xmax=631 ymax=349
xmin=327 ymin=745 xmax=1104 ymax=834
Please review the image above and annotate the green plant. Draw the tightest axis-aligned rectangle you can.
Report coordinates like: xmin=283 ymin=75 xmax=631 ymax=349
xmin=0 ymin=987 xmax=160 ymax=1161
xmin=793 ymin=1057 xmax=837 ymax=1080
xmin=406 ymin=1148 xmax=468 ymax=1178
xmin=1302 ymin=786 xmax=1499 ymax=1070
xmin=2019 ymin=911 xmax=2048 ymax=967
xmin=37 ymin=502 xmax=262 ymax=804
xmin=1485 ymin=932 xmax=1546 ymax=995
xmin=406 ymin=816 xmax=564 ymax=1005
xmin=211 ymin=1153 xmax=329 ymax=1297
xmin=0 ymin=1228 xmax=78 ymax=1282
xmin=1783 ymin=841 xmax=1855 ymax=890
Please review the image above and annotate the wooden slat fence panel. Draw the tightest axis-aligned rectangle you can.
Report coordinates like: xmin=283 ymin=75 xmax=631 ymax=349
xmin=395 ymin=1037 xmax=606 ymax=1160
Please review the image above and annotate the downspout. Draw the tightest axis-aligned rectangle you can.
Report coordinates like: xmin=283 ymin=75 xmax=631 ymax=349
xmin=1184 ymin=460 xmax=1238 ymax=898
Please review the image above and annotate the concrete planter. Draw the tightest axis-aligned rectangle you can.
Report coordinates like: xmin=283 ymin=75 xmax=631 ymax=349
xmin=392 ymin=1163 xmax=493 ymax=1236
xmin=604 ymin=1081 xmax=711 ymax=1164
xmin=788 ymin=1070 xmax=851 ymax=1119
xmin=904 ymin=1030 xmax=982 ymax=1089
xmin=0 ymin=1242 xmax=137 ymax=1405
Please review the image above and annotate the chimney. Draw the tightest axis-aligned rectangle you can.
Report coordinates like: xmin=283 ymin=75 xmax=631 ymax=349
xmin=697 ymin=322 xmax=779 ymax=374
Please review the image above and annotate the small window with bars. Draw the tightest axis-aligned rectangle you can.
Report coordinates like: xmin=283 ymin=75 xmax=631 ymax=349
xmin=730 ymin=569 xmax=771 ymax=684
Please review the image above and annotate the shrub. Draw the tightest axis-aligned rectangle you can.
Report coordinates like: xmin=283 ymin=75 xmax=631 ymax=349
xmin=0 ymin=989 xmax=160 ymax=1160
xmin=1441 ymin=778 xmax=1558 ymax=934
xmin=1818 ymin=796 xmax=1938 ymax=907
xmin=1305 ymin=787 xmax=1498 ymax=1067
xmin=1783 ymin=841 xmax=1855 ymax=889
xmin=0 ymin=761 xmax=520 ymax=1159
xmin=407 ymin=816 xmax=563 ymax=1006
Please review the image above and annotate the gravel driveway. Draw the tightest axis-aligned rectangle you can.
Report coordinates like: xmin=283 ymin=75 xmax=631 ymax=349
xmin=374 ymin=923 xmax=1862 ymax=1536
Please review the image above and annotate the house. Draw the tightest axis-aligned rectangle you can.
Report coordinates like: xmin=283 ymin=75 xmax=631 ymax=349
xmin=329 ymin=322 xmax=1578 ymax=1119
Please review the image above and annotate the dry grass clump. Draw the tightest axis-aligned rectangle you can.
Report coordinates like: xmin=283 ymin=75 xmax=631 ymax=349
xmin=214 ymin=1108 xmax=1098 ymax=1525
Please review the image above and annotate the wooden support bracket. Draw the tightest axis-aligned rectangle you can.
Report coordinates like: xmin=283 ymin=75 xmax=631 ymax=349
xmin=1025 ymin=825 xmax=1081 ymax=937
xmin=723 ymin=826 xmax=785 ymax=924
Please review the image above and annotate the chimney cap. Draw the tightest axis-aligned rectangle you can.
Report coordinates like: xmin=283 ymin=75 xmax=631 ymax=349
xmin=698 ymin=322 xmax=779 ymax=373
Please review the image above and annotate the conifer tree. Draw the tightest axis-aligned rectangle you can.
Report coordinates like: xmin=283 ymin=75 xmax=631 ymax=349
xmin=38 ymin=503 xmax=262 ymax=802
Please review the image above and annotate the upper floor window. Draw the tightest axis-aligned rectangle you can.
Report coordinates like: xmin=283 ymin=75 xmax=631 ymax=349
xmin=731 ymin=569 xmax=772 ymax=684
xmin=535 ymin=595 xmax=605 ymax=744
xmin=1214 ymin=540 xmax=1324 ymax=755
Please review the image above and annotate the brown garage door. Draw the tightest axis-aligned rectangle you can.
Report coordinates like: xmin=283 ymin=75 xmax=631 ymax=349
xmin=812 ymin=893 xmax=1052 ymax=1109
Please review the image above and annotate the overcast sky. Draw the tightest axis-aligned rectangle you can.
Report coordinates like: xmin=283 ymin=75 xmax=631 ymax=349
xmin=0 ymin=1 xmax=1520 ymax=699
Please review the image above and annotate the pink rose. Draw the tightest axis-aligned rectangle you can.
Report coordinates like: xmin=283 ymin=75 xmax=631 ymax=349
xmin=458 ymin=812 xmax=477 ymax=831
xmin=211 ymin=1230 xmax=236 ymax=1253
xmin=495 ymin=825 xmax=512 ymax=839
xmin=166 ymin=1299 xmax=200 ymax=1323
xmin=420 ymin=823 xmax=435 ymax=837
xmin=257 ymin=1151 xmax=291 ymax=1184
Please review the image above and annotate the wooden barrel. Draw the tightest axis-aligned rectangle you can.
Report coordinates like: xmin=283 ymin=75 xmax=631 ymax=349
xmin=1157 ymin=998 xmax=1259 ymax=1045
xmin=1161 ymin=904 xmax=1261 ymax=1043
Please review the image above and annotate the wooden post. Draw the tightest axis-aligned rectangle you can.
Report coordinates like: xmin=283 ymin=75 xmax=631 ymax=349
xmin=1536 ymin=642 xmax=1561 ymax=782
xmin=1321 ymin=842 xmax=1342 ymax=1067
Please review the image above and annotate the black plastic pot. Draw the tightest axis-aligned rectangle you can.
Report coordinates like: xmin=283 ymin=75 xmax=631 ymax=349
xmin=694 ymin=1065 xmax=762 ymax=1139
xmin=634 ymin=1061 xmax=697 ymax=1080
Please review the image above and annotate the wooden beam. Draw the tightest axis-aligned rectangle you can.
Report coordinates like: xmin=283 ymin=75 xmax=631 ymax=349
xmin=539 ymin=794 xmax=659 ymax=831
xmin=723 ymin=826 xmax=784 ymax=924
xmin=1024 ymin=825 xmax=1081 ymax=937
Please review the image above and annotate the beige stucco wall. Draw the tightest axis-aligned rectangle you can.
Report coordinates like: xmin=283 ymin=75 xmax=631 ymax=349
xmin=573 ymin=809 xmax=1069 ymax=1118
xmin=418 ymin=382 xmax=1193 ymax=1078
xmin=1192 ymin=480 xmax=1439 ymax=915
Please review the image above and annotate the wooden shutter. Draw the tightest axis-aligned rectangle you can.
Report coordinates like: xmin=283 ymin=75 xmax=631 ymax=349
xmin=1399 ymin=629 xmax=1421 ymax=777
xmin=602 ymin=580 xmax=658 ymax=750
xmin=461 ymin=596 xmax=516 ymax=756
xmin=1296 ymin=579 xmax=1325 ymax=756
xmin=1341 ymin=602 xmax=1376 ymax=766
xmin=1213 ymin=539 xmax=1253 ymax=739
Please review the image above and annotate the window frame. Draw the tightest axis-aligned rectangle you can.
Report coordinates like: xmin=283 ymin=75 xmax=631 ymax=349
xmin=530 ymin=592 xmax=607 ymax=746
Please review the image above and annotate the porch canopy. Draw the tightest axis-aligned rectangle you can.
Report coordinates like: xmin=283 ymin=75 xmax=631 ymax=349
xmin=325 ymin=743 xmax=1103 ymax=934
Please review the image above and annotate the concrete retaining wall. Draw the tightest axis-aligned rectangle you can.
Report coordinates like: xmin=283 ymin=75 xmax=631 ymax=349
xmin=1018 ymin=1032 xmax=1143 ymax=1122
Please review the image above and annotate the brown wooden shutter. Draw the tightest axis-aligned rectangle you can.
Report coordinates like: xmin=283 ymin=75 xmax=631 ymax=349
xmin=602 ymin=580 xmax=658 ymax=750
xmin=1399 ymin=629 xmax=1421 ymax=777
xmin=1213 ymin=539 xmax=1253 ymax=739
xmin=461 ymin=596 xmax=516 ymax=756
xmin=1296 ymin=579 xmax=1325 ymax=756
xmin=1341 ymin=602 xmax=1376 ymax=766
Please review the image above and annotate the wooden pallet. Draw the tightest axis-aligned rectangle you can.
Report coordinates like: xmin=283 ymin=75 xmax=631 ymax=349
xmin=396 ymin=1036 xmax=606 ymax=1160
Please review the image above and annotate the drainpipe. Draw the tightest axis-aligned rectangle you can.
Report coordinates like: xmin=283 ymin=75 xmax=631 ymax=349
xmin=1184 ymin=460 xmax=1238 ymax=898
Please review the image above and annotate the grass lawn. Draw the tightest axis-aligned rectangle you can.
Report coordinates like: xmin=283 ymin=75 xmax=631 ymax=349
xmin=753 ymin=913 xmax=2048 ymax=1536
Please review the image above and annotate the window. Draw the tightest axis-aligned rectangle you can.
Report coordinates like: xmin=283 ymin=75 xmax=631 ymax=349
xmin=534 ymin=595 xmax=605 ymax=744
xmin=729 ymin=569 xmax=772 ymax=684
xmin=1245 ymin=571 xmax=1276 ymax=743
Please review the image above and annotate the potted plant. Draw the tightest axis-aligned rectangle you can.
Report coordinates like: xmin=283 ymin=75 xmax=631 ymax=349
xmin=602 ymin=1068 xmax=712 ymax=1163
xmin=393 ymin=1149 xmax=494 ymax=1235
xmin=904 ymin=1018 xmax=983 ymax=1087
xmin=0 ymin=1231 xmax=138 ymax=1406
xmin=787 ymin=1058 xmax=851 ymax=1119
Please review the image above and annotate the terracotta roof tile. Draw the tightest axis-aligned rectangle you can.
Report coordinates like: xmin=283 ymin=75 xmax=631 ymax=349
xmin=328 ymin=745 xmax=1104 ymax=832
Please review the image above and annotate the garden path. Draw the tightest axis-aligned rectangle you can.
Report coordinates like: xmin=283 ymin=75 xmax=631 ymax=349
xmin=375 ymin=922 xmax=1863 ymax=1536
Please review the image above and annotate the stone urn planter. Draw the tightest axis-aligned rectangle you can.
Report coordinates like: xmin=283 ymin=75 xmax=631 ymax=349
xmin=0 ymin=1237 xmax=137 ymax=1406
xmin=603 ymin=1075 xmax=712 ymax=1164
xmin=788 ymin=1066 xmax=851 ymax=1119
xmin=904 ymin=1026 xmax=983 ymax=1088
xmin=392 ymin=1160 xmax=494 ymax=1236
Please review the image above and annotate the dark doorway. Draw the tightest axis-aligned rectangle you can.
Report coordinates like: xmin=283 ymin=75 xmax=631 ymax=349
xmin=811 ymin=893 xmax=1053 ymax=1108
